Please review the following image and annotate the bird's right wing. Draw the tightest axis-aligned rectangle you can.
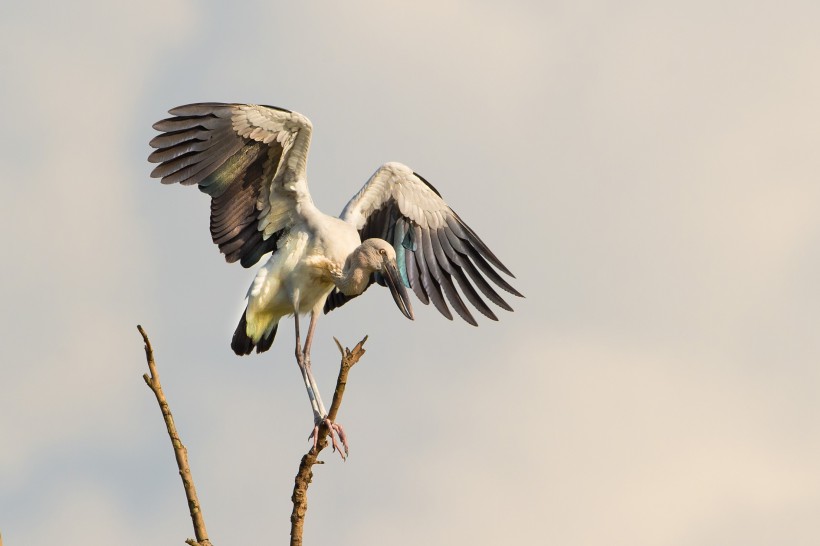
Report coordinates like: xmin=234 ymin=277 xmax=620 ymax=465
xmin=328 ymin=162 xmax=522 ymax=324
xmin=148 ymin=102 xmax=315 ymax=268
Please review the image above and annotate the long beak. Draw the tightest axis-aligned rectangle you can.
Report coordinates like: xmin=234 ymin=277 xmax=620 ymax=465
xmin=384 ymin=261 xmax=414 ymax=320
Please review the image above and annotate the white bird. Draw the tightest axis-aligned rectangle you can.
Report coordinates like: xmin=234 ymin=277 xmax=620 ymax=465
xmin=148 ymin=103 xmax=522 ymax=456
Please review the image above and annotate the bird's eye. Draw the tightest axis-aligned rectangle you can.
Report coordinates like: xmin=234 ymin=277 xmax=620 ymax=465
xmin=379 ymin=249 xmax=387 ymax=256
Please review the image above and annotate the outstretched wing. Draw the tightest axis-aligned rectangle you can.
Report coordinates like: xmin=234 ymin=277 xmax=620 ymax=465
xmin=148 ymin=102 xmax=314 ymax=267
xmin=325 ymin=162 xmax=522 ymax=325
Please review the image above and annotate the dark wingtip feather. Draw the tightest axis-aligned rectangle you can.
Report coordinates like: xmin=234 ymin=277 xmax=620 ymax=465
xmin=236 ymin=230 xmax=281 ymax=268
xmin=168 ymin=102 xmax=235 ymax=116
xmin=412 ymin=171 xmax=443 ymax=198
xmin=260 ymin=104 xmax=292 ymax=114
xmin=414 ymin=227 xmax=453 ymax=320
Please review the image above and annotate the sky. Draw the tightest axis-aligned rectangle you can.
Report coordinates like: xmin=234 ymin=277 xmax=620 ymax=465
xmin=2 ymin=1 xmax=820 ymax=544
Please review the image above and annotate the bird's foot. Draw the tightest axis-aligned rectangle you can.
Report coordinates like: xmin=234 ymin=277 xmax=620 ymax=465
xmin=309 ymin=417 xmax=349 ymax=460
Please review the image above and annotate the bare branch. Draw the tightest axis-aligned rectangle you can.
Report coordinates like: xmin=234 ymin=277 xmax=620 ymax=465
xmin=289 ymin=336 xmax=368 ymax=546
xmin=138 ymin=325 xmax=213 ymax=546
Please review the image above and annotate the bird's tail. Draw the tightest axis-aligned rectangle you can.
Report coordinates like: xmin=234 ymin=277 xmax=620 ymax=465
xmin=231 ymin=307 xmax=278 ymax=355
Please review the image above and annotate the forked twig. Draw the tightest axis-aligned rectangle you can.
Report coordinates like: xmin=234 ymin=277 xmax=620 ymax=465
xmin=290 ymin=336 xmax=368 ymax=546
xmin=139 ymin=325 xmax=367 ymax=545
xmin=138 ymin=325 xmax=212 ymax=546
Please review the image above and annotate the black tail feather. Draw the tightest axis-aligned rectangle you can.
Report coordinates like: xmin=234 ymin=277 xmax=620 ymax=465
xmin=256 ymin=323 xmax=277 ymax=353
xmin=231 ymin=310 xmax=277 ymax=355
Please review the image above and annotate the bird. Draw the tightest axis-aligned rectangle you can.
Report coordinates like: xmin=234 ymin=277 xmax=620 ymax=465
xmin=148 ymin=102 xmax=522 ymax=456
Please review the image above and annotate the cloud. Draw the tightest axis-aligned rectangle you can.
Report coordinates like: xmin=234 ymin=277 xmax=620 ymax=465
xmin=341 ymin=329 xmax=820 ymax=545
xmin=2 ymin=1 xmax=820 ymax=544
xmin=0 ymin=0 xmax=200 ymax=535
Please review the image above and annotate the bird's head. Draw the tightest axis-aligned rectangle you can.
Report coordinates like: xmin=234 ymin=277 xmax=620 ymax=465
xmin=359 ymin=239 xmax=415 ymax=321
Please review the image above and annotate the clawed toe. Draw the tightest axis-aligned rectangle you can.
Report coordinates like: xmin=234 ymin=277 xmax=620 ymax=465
xmin=308 ymin=417 xmax=349 ymax=460
xmin=329 ymin=421 xmax=349 ymax=457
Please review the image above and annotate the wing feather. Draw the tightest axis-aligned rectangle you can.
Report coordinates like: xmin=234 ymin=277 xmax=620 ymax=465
xmin=438 ymin=229 xmax=498 ymax=321
xmin=414 ymin=226 xmax=453 ymax=320
xmin=458 ymin=251 xmax=513 ymax=311
xmin=425 ymin=227 xmax=476 ymax=325
xmin=152 ymin=114 xmax=224 ymax=133
xmin=405 ymin=239 xmax=428 ymax=305
xmin=148 ymin=102 xmax=313 ymax=267
xmin=325 ymin=162 xmax=521 ymax=322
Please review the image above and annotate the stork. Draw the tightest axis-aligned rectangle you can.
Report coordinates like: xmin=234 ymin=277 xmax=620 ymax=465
xmin=148 ymin=103 xmax=522 ymax=457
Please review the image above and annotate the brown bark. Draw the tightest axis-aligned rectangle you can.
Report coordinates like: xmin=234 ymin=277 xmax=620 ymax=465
xmin=139 ymin=325 xmax=212 ymax=546
xmin=290 ymin=336 xmax=368 ymax=546
xmin=139 ymin=325 xmax=367 ymax=545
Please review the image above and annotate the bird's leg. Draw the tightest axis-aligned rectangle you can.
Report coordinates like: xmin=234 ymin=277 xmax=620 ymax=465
xmin=302 ymin=311 xmax=328 ymax=417
xmin=294 ymin=314 xmax=322 ymax=424
xmin=304 ymin=310 xmax=349 ymax=458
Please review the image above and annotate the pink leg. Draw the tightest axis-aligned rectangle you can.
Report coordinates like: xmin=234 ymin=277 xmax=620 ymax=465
xmin=294 ymin=314 xmax=322 ymax=424
xmin=304 ymin=310 xmax=350 ymax=459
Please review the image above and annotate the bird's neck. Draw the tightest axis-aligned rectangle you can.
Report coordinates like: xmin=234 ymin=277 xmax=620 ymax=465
xmin=334 ymin=254 xmax=375 ymax=296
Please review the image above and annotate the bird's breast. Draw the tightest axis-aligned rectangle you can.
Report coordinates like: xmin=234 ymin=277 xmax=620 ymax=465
xmin=247 ymin=227 xmax=345 ymax=317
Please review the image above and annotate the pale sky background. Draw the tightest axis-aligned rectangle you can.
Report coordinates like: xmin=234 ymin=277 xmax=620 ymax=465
xmin=2 ymin=1 xmax=820 ymax=544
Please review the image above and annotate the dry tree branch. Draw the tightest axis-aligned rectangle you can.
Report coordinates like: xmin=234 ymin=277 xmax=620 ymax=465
xmin=138 ymin=324 xmax=366 ymax=545
xmin=290 ymin=336 xmax=368 ymax=546
xmin=138 ymin=325 xmax=212 ymax=546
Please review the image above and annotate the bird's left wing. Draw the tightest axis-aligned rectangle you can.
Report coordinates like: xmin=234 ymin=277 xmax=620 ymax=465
xmin=325 ymin=162 xmax=522 ymax=324
xmin=148 ymin=102 xmax=314 ymax=267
